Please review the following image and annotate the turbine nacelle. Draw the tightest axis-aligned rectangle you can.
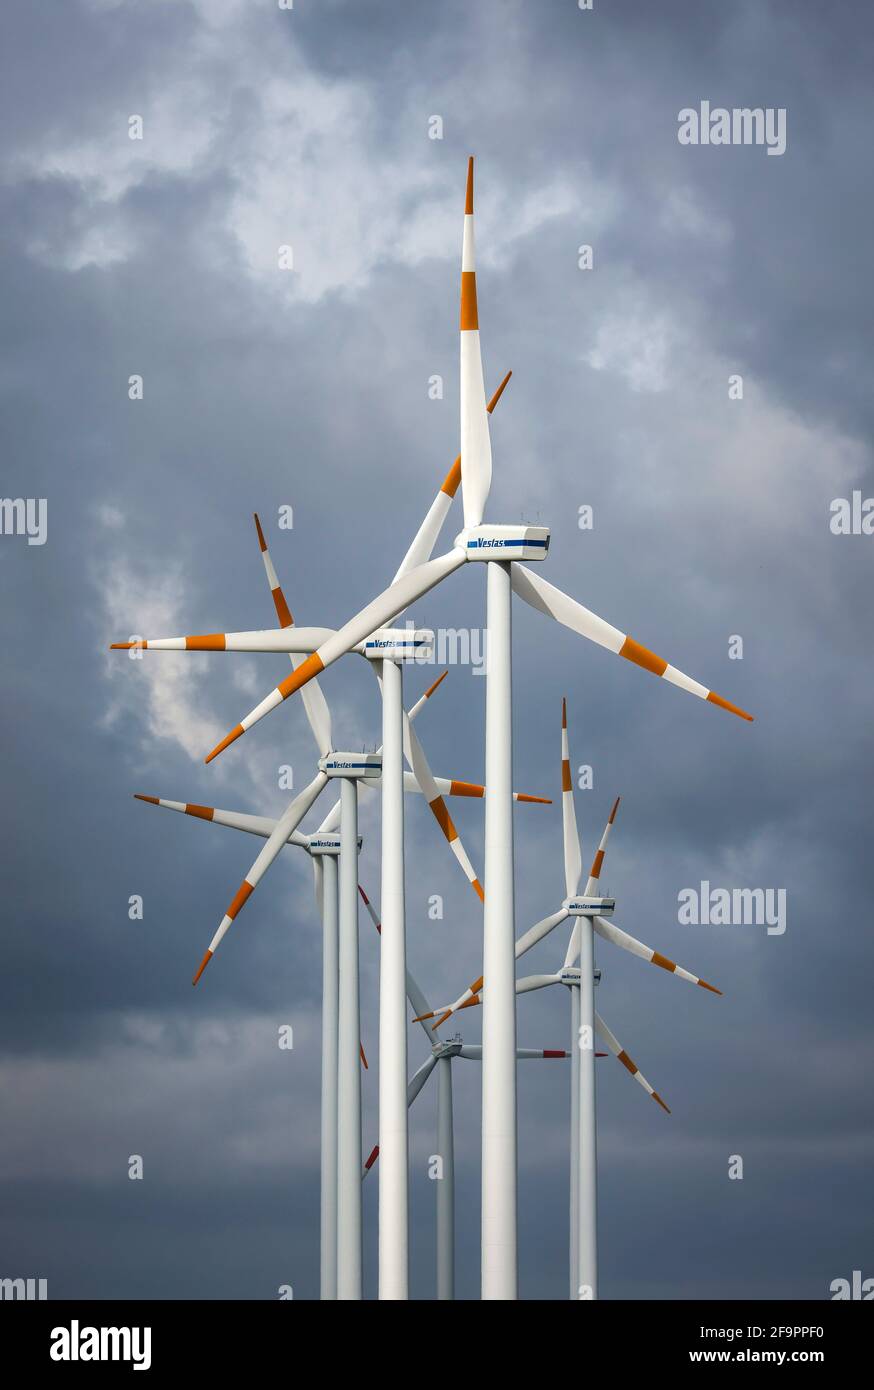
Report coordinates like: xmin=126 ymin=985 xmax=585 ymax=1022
xmin=318 ymin=752 xmax=383 ymax=780
xmin=559 ymin=967 xmax=602 ymax=987
xmin=455 ymin=524 xmax=550 ymax=563
xmin=361 ymin=628 xmax=434 ymax=662
xmin=432 ymin=1037 xmax=463 ymax=1060
xmin=308 ymin=833 xmax=362 ymax=856
xmin=564 ymin=895 xmax=615 ymax=917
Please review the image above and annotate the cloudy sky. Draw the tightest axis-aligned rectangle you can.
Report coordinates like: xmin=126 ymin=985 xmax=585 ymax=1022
xmin=1 ymin=0 xmax=872 ymax=1301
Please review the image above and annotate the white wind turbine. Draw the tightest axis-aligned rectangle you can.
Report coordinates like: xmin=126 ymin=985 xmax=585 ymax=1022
xmin=112 ymin=500 xmax=548 ymax=1298
xmin=130 ymin=786 xmax=370 ymax=1298
xmin=202 ymin=158 xmax=752 ymax=1297
xmin=419 ymin=698 xmax=722 ymax=1299
xmin=357 ymin=887 xmax=569 ymax=1301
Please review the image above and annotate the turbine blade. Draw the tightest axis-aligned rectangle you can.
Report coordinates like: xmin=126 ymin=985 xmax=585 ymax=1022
xmin=414 ymin=774 xmax=549 ymax=804
xmin=402 ymin=714 xmax=484 ymax=904
xmin=110 ymin=626 xmax=333 ymax=653
xmin=595 ymin=1010 xmax=671 ymax=1113
xmin=253 ymin=512 xmax=333 ymax=759
xmin=514 ymin=906 xmax=570 ymax=958
xmin=517 ymin=1049 xmax=570 ymax=1059
xmin=205 ymin=548 xmax=466 ymax=761
xmin=583 ymin=795 xmax=620 ymax=894
xmin=406 ymin=669 xmax=449 ymax=722
xmin=191 ymin=772 xmax=327 ymax=984
xmin=563 ymin=918 xmax=581 ymax=970
xmin=561 ymin=698 xmax=583 ymax=897
xmin=459 ymin=156 xmax=493 ymax=529
xmin=407 ymin=1053 xmax=438 ymax=1105
xmin=393 ymin=371 xmax=511 ymax=580
xmin=593 ymin=915 xmax=722 ymax=994
xmin=358 ymin=884 xmax=436 ymax=1034
xmin=133 ymin=794 xmax=311 ymax=847
xmin=516 ymin=972 xmax=563 ymax=995
xmin=511 ymin=565 xmax=754 ymax=722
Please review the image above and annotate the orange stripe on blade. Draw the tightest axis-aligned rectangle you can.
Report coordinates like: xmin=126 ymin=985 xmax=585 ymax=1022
xmin=133 ymin=794 xmax=159 ymax=805
xmin=186 ymin=634 xmax=227 ymax=651
xmin=465 ymin=156 xmax=474 ymax=214
xmin=365 ymin=1145 xmax=379 ymax=1170
xmin=428 ymin=796 xmax=458 ymax=842
xmin=516 ymin=793 xmax=551 ymax=804
xmin=472 ymin=878 xmax=484 ymax=903
xmin=205 ymin=724 xmax=244 ymax=764
xmin=359 ymin=1043 xmax=368 ymax=1070
xmin=277 ymin=651 xmax=325 ymax=700
xmin=562 ymin=697 xmax=567 ymax=729
xmin=226 ymin=880 xmax=255 ymax=920
xmin=589 ymin=848 xmax=605 ymax=878
xmin=110 ymin=641 xmax=147 ymax=650
xmin=609 ymin=796 xmax=621 ymax=823
xmin=562 ymin=760 xmax=573 ymax=792
xmin=651 ymin=951 xmax=678 ymax=974
xmin=617 ymin=1050 xmax=638 ymax=1077
xmin=652 ymin=1092 xmax=671 ymax=1114
xmin=253 ymin=513 xmax=267 ymax=552
xmin=707 ymin=690 xmax=754 ymax=721
xmin=619 ymin=636 xmax=668 ymax=677
xmin=698 ymin=979 xmax=723 ymax=996
xmin=272 ymin=587 xmax=293 ymax=629
xmin=460 ymin=271 xmax=478 ymax=331
xmin=449 ymin=780 xmax=484 ymax=799
xmin=184 ymin=803 xmax=215 ymax=821
xmin=441 ymin=458 xmax=462 ymax=497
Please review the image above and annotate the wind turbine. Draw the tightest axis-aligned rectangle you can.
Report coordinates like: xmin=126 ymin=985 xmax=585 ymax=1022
xmin=357 ymin=886 xmax=569 ymax=1300
xmin=204 ymin=158 xmax=752 ymax=1297
xmin=419 ymin=698 xmax=721 ymax=1299
xmin=112 ymin=484 xmax=550 ymax=1298
xmin=131 ymin=786 xmax=366 ymax=1298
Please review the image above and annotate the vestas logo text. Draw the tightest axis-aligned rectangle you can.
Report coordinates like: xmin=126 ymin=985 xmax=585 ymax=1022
xmin=467 ymin=537 xmax=548 ymax=549
xmin=50 ymin=1320 xmax=152 ymax=1370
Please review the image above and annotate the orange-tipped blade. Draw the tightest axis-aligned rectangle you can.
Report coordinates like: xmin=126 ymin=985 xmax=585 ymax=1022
xmin=192 ymin=949 xmax=213 ymax=986
xmin=205 ymin=724 xmax=244 ymax=765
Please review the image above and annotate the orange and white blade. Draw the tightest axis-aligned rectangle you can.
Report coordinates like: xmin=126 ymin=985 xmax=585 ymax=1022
xmin=205 ymin=548 xmax=465 ymax=762
xmin=191 ymin=771 xmax=327 ymax=984
xmin=393 ymin=370 xmax=511 ymax=581
xmin=583 ymin=795 xmax=620 ymax=895
xmin=110 ymin=626 xmax=330 ymax=653
xmin=132 ymin=793 xmax=309 ymax=845
xmin=459 ymin=157 xmax=492 ymax=530
xmin=422 ymin=775 xmax=549 ymax=804
xmin=595 ymin=1010 xmax=670 ymax=1113
xmin=406 ymin=669 xmax=448 ymax=722
xmin=402 ymin=713 xmax=484 ymax=904
xmin=561 ymin=698 xmax=583 ymax=897
xmin=253 ymin=512 xmax=332 ymax=759
xmin=593 ymin=914 xmax=722 ymax=994
xmin=511 ymin=565 xmax=753 ymax=722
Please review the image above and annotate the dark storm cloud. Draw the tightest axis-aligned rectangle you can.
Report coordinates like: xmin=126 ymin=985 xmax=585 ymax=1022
xmin=0 ymin=0 xmax=872 ymax=1299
